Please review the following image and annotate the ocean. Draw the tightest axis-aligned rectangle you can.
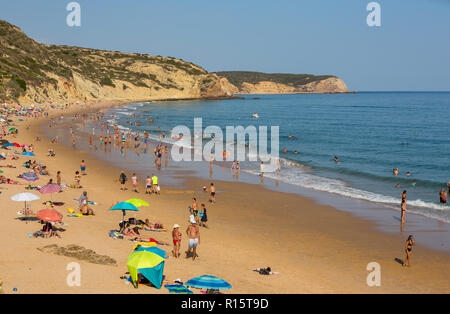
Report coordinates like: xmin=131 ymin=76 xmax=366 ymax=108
xmin=103 ymin=92 xmax=450 ymax=224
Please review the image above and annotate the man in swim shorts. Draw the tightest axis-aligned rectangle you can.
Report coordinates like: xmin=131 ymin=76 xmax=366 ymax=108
xmin=186 ymin=215 xmax=200 ymax=260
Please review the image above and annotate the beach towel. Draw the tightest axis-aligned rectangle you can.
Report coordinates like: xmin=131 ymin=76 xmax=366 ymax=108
xmin=109 ymin=230 xmax=123 ymax=239
xmin=164 ymin=284 xmax=193 ymax=294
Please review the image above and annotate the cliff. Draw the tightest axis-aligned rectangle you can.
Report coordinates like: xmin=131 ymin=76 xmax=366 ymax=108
xmin=216 ymin=71 xmax=349 ymax=94
xmin=0 ymin=20 xmax=234 ymax=104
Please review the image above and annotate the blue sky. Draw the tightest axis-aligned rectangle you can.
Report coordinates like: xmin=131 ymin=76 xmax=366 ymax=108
xmin=1 ymin=0 xmax=449 ymax=91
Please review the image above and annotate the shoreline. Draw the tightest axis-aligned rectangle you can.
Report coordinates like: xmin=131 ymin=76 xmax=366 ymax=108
xmin=0 ymin=100 xmax=449 ymax=293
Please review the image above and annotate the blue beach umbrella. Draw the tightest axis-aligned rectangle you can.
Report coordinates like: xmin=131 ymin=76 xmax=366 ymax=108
xmin=109 ymin=201 xmax=139 ymax=222
xmin=22 ymin=152 xmax=35 ymax=156
xmin=2 ymin=143 xmax=14 ymax=147
xmin=185 ymin=275 xmax=232 ymax=290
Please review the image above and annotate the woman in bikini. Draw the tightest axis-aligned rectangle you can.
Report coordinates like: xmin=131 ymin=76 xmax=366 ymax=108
xmin=172 ymin=224 xmax=182 ymax=258
xmin=403 ymin=235 xmax=415 ymax=267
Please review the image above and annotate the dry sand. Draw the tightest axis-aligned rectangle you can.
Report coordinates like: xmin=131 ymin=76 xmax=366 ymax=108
xmin=0 ymin=100 xmax=449 ymax=294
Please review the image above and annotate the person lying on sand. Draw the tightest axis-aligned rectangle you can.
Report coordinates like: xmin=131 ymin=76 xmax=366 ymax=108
xmin=253 ymin=267 xmax=279 ymax=275
xmin=131 ymin=236 xmax=169 ymax=246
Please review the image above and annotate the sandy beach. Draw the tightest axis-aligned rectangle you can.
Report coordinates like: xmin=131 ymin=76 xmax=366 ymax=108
xmin=0 ymin=100 xmax=449 ymax=294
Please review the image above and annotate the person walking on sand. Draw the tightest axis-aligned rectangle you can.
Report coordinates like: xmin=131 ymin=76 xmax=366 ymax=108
xmin=131 ymin=173 xmax=138 ymax=193
xmin=74 ymin=171 xmax=81 ymax=188
xmin=403 ymin=235 xmax=415 ymax=267
xmin=172 ymin=224 xmax=182 ymax=258
xmin=145 ymin=176 xmax=152 ymax=194
xmin=80 ymin=160 xmax=86 ymax=175
xmin=209 ymin=182 xmax=216 ymax=204
xmin=56 ymin=171 xmax=61 ymax=186
xmin=186 ymin=216 xmax=200 ymax=260
xmin=119 ymin=171 xmax=127 ymax=190
xmin=199 ymin=203 xmax=208 ymax=228
xmin=151 ymin=173 xmax=158 ymax=194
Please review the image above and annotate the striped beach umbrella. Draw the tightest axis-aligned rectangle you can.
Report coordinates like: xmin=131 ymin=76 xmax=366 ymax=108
xmin=185 ymin=275 xmax=232 ymax=290
xmin=39 ymin=183 xmax=62 ymax=194
xmin=39 ymin=183 xmax=62 ymax=201
xmin=21 ymin=172 xmax=39 ymax=181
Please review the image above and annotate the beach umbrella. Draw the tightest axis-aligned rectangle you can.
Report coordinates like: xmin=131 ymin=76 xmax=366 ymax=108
xmin=9 ymin=127 xmax=16 ymax=132
xmin=22 ymin=152 xmax=35 ymax=156
xmin=0 ymin=139 xmax=8 ymax=144
xmin=11 ymin=192 xmax=40 ymax=214
xmin=21 ymin=171 xmax=39 ymax=181
xmin=135 ymin=246 xmax=167 ymax=259
xmin=39 ymin=183 xmax=62 ymax=201
xmin=125 ymin=198 xmax=149 ymax=207
xmin=2 ymin=143 xmax=14 ymax=147
xmin=12 ymin=142 xmax=22 ymax=147
xmin=36 ymin=208 xmax=63 ymax=222
xmin=127 ymin=250 xmax=165 ymax=289
xmin=185 ymin=275 xmax=232 ymax=290
xmin=109 ymin=201 xmax=139 ymax=222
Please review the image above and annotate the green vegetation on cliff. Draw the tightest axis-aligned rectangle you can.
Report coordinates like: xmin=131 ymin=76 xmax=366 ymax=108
xmin=215 ymin=71 xmax=335 ymax=89
xmin=0 ymin=20 xmax=209 ymax=102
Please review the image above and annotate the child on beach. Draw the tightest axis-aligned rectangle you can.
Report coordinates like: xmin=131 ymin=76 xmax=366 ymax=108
xmin=80 ymin=160 xmax=86 ymax=175
xmin=74 ymin=171 xmax=81 ymax=188
xmin=199 ymin=203 xmax=208 ymax=228
xmin=145 ymin=176 xmax=152 ymax=194
xmin=172 ymin=224 xmax=182 ymax=258
xmin=119 ymin=171 xmax=127 ymax=190
xmin=131 ymin=173 xmax=138 ymax=193
xmin=209 ymin=183 xmax=215 ymax=204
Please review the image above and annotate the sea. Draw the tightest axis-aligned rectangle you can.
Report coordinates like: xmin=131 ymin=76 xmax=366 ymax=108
xmin=101 ymin=92 xmax=450 ymax=224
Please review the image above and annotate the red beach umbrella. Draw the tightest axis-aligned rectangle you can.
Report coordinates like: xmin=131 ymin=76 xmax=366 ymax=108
xmin=36 ymin=209 xmax=63 ymax=222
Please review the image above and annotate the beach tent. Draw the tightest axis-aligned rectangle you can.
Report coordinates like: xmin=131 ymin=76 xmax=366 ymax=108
xmin=135 ymin=245 xmax=167 ymax=259
xmin=127 ymin=250 xmax=165 ymax=289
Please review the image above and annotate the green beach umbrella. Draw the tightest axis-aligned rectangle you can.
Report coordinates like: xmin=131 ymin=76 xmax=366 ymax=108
xmin=126 ymin=198 xmax=149 ymax=207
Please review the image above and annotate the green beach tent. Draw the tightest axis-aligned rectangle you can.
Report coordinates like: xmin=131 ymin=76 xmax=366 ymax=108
xmin=127 ymin=250 xmax=165 ymax=289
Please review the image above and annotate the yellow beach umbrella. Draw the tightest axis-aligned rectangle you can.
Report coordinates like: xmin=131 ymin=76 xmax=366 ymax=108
xmin=126 ymin=199 xmax=149 ymax=207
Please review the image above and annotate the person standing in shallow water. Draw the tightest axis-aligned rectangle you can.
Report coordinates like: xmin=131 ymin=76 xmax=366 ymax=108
xmin=439 ymin=188 xmax=447 ymax=204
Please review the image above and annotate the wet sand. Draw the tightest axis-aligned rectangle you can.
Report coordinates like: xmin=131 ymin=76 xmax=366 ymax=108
xmin=0 ymin=101 xmax=449 ymax=293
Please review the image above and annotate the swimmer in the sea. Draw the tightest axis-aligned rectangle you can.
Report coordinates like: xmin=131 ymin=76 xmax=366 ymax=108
xmin=334 ymin=156 xmax=339 ymax=163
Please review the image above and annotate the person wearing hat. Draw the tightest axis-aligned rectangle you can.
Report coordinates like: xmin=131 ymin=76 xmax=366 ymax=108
xmin=172 ymin=224 xmax=182 ymax=258
xmin=186 ymin=215 xmax=200 ymax=260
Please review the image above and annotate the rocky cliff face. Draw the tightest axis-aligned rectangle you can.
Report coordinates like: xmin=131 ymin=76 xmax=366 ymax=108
xmin=216 ymin=71 xmax=349 ymax=94
xmin=0 ymin=20 xmax=234 ymax=104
